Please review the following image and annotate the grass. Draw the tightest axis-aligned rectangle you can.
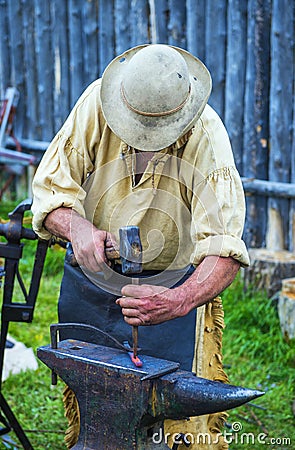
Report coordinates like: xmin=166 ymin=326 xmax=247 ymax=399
xmin=221 ymin=281 xmax=295 ymax=449
xmin=1 ymin=202 xmax=67 ymax=449
xmin=0 ymin=201 xmax=295 ymax=449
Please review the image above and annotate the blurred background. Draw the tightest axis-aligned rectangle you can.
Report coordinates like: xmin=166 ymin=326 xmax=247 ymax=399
xmin=0 ymin=2 xmax=294 ymax=448
xmin=0 ymin=0 xmax=294 ymax=252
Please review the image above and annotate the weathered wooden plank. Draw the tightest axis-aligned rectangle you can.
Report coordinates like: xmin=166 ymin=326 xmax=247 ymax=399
xmin=243 ymin=0 xmax=271 ymax=249
xmin=267 ymin=0 xmax=294 ymax=250
xmin=186 ymin=0 xmax=206 ymax=60
xmin=278 ymin=278 xmax=295 ymax=341
xmin=291 ymin=52 xmax=295 ymax=252
xmin=98 ymin=0 xmax=115 ymax=74
xmin=0 ymin=147 xmax=35 ymax=166
xmin=151 ymin=0 xmax=168 ymax=44
xmin=6 ymin=0 xmax=25 ymax=137
xmin=224 ymin=0 xmax=247 ymax=174
xmin=0 ymin=0 xmax=11 ymax=97
xmin=0 ymin=88 xmax=19 ymax=147
xmin=82 ymin=0 xmax=99 ymax=83
xmin=34 ymin=0 xmax=54 ymax=140
xmin=51 ymin=0 xmax=70 ymax=132
xmin=7 ymin=137 xmax=49 ymax=152
xmin=167 ymin=0 xmax=186 ymax=48
xmin=130 ymin=0 xmax=150 ymax=47
xmin=242 ymin=178 xmax=295 ymax=199
xmin=205 ymin=0 xmax=227 ymax=118
xmin=68 ymin=0 xmax=85 ymax=106
xmin=243 ymin=249 xmax=295 ymax=298
xmin=22 ymin=0 xmax=39 ymax=139
xmin=114 ymin=0 xmax=131 ymax=55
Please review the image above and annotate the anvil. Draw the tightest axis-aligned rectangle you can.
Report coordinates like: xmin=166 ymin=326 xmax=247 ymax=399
xmin=37 ymin=333 xmax=264 ymax=450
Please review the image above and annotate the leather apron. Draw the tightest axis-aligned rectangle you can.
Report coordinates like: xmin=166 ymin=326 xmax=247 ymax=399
xmin=58 ymin=254 xmax=196 ymax=371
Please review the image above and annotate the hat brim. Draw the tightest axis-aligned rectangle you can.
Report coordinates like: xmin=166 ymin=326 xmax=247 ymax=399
xmin=100 ymin=44 xmax=212 ymax=151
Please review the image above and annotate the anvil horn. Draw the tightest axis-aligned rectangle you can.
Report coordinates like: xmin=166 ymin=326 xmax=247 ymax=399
xmin=148 ymin=371 xmax=264 ymax=424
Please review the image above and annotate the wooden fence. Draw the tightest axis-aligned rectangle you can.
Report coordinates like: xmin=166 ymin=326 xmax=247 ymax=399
xmin=0 ymin=0 xmax=294 ymax=252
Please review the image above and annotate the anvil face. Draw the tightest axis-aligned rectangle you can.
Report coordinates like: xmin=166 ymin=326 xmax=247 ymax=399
xmin=39 ymin=339 xmax=180 ymax=380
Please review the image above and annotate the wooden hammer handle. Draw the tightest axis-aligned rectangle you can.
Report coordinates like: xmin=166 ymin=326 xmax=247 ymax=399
xmin=105 ymin=247 xmax=120 ymax=260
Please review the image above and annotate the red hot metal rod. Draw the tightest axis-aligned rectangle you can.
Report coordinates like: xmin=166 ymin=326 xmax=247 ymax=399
xmin=129 ymin=347 xmax=143 ymax=368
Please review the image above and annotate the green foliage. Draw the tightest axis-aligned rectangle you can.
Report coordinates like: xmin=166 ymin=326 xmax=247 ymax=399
xmin=3 ymin=368 xmax=67 ymax=449
xmin=1 ymin=272 xmax=66 ymax=449
xmin=222 ymin=277 xmax=295 ymax=450
xmin=18 ymin=239 xmax=66 ymax=279
xmin=1 ymin=201 xmax=66 ymax=448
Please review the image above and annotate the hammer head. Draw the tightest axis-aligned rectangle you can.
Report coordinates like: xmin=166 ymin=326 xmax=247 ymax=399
xmin=119 ymin=226 xmax=142 ymax=275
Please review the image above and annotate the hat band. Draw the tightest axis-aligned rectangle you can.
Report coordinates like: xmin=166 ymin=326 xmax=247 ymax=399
xmin=120 ymin=82 xmax=191 ymax=117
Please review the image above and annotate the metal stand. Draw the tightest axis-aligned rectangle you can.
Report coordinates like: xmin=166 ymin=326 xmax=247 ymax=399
xmin=0 ymin=199 xmax=48 ymax=449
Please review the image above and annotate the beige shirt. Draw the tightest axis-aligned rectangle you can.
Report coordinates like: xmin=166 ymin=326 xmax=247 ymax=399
xmin=32 ymin=79 xmax=250 ymax=270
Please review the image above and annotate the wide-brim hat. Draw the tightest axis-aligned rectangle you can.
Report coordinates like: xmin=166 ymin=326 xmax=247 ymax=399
xmin=100 ymin=44 xmax=212 ymax=151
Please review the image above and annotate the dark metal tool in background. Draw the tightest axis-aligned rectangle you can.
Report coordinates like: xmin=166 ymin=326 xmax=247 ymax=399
xmin=0 ymin=199 xmax=48 ymax=449
xmin=38 ymin=330 xmax=264 ymax=450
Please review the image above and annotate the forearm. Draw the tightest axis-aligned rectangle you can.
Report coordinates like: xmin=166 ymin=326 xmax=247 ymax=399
xmin=175 ymin=255 xmax=240 ymax=314
xmin=118 ymin=255 xmax=240 ymax=326
xmin=44 ymin=207 xmax=91 ymax=242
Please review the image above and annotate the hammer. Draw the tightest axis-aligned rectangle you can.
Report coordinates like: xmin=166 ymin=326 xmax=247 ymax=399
xmin=67 ymin=225 xmax=143 ymax=362
xmin=119 ymin=226 xmax=143 ymax=365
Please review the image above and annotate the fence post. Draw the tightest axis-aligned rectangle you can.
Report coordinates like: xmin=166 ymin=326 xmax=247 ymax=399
xmin=130 ymin=0 xmax=150 ymax=47
xmin=51 ymin=0 xmax=70 ymax=132
xmin=35 ymin=0 xmax=55 ymax=140
xmin=267 ymin=0 xmax=294 ymax=250
xmin=6 ymin=0 xmax=26 ymax=138
xmin=22 ymin=1 xmax=39 ymax=139
xmin=224 ymin=0 xmax=247 ymax=174
xmin=0 ymin=1 xmax=11 ymax=98
xmin=291 ymin=81 xmax=295 ymax=252
xmin=167 ymin=0 xmax=186 ymax=48
xmin=205 ymin=0 xmax=227 ymax=118
xmin=98 ymin=0 xmax=115 ymax=75
xmin=68 ymin=0 xmax=85 ymax=106
xmin=186 ymin=0 xmax=206 ymax=61
xmin=83 ymin=0 xmax=99 ymax=84
xmin=115 ymin=0 xmax=131 ymax=55
xmin=150 ymin=0 xmax=168 ymax=44
xmin=243 ymin=0 xmax=271 ymax=249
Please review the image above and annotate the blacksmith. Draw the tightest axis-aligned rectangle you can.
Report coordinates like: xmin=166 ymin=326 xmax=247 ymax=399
xmin=32 ymin=44 xmax=250 ymax=449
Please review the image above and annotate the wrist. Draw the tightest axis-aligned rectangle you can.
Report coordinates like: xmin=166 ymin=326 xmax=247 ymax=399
xmin=169 ymin=286 xmax=192 ymax=318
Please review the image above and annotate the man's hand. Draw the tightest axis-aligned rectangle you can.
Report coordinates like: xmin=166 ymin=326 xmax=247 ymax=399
xmin=116 ymin=284 xmax=187 ymax=326
xmin=44 ymin=207 xmax=118 ymax=272
xmin=116 ymin=256 xmax=240 ymax=326
xmin=71 ymin=225 xmax=117 ymax=272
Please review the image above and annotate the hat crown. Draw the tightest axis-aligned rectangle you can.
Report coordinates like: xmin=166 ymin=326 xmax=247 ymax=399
xmin=122 ymin=45 xmax=190 ymax=115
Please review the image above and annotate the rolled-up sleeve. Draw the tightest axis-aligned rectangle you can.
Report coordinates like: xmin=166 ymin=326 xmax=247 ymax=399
xmin=190 ymin=166 xmax=250 ymax=267
xmin=32 ymin=80 xmax=102 ymax=240
xmin=186 ymin=105 xmax=250 ymax=267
